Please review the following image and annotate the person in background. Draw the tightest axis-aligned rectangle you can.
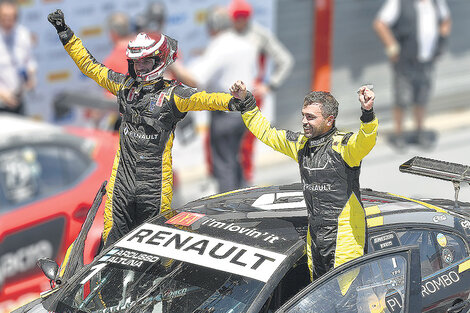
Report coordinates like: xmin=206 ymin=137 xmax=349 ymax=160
xmin=136 ymin=0 xmax=196 ymax=86
xmin=230 ymin=80 xmax=377 ymax=281
xmin=228 ymin=0 xmax=294 ymax=185
xmin=373 ymin=0 xmax=451 ymax=149
xmin=86 ymin=12 xmax=135 ymax=131
xmin=189 ymin=7 xmax=257 ymax=193
xmin=104 ymin=12 xmax=134 ymax=75
xmin=0 ymin=0 xmax=36 ymax=115
xmin=47 ymin=9 xmax=244 ymax=247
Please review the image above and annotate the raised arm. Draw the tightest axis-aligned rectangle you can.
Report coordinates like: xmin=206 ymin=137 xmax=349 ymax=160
xmin=230 ymin=81 xmax=301 ymax=161
xmin=334 ymin=86 xmax=378 ymax=167
xmin=48 ymin=10 xmax=124 ymax=96
xmin=171 ymin=85 xmax=233 ymax=112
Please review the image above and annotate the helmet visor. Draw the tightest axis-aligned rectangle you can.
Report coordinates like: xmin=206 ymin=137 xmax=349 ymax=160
xmin=133 ymin=57 xmax=158 ymax=76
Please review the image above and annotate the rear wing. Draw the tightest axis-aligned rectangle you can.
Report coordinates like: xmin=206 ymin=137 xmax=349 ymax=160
xmin=399 ymin=156 xmax=470 ymax=207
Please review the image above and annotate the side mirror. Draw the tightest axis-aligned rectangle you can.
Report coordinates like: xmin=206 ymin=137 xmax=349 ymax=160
xmin=37 ymin=257 xmax=61 ymax=286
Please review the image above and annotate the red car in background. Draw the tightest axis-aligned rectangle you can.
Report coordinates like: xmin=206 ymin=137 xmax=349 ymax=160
xmin=0 ymin=113 xmax=118 ymax=312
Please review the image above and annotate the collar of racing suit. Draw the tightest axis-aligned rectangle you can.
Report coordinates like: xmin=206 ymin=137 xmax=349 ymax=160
xmin=308 ymin=127 xmax=337 ymax=147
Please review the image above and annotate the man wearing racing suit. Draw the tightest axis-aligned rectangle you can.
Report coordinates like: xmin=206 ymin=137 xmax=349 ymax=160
xmin=230 ymin=81 xmax=377 ymax=280
xmin=48 ymin=10 xmax=242 ymax=247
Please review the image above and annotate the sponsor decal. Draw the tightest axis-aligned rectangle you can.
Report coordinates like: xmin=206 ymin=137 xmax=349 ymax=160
xmin=252 ymin=191 xmax=305 ymax=210
xmin=0 ymin=218 xmax=64 ymax=287
xmin=99 ymin=248 xmax=160 ymax=269
xmin=421 ymin=270 xmax=460 ymax=297
xmin=0 ymin=240 xmax=53 ymax=286
xmin=166 ymin=212 xmax=205 ymax=226
xmin=385 ymin=289 xmax=403 ymax=313
xmin=147 ymin=94 xmax=164 ymax=113
xmin=194 ymin=9 xmax=207 ymax=25
xmin=436 ymin=233 xmax=447 ymax=247
xmin=201 ymin=218 xmax=282 ymax=243
xmin=370 ymin=232 xmax=400 ymax=251
xmin=461 ymin=220 xmax=470 ymax=228
xmin=123 ymin=126 xmax=160 ymax=140
xmin=441 ymin=248 xmax=454 ymax=265
xmin=79 ymin=26 xmax=103 ymax=37
xmin=47 ymin=70 xmax=70 ymax=82
xmin=116 ymin=223 xmax=287 ymax=282
xmin=432 ymin=214 xmax=447 ymax=223
xmin=156 ymin=92 xmax=165 ymax=107
xmin=303 ymin=183 xmax=332 ymax=192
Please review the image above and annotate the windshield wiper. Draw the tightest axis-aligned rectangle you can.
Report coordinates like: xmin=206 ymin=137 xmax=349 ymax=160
xmin=78 ymin=271 xmax=112 ymax=310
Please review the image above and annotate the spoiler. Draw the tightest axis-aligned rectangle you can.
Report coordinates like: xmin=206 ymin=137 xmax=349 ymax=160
xmin=399 ymin=156 xmax=470 ymax=207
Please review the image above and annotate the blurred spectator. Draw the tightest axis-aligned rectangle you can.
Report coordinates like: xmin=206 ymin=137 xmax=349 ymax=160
xmin=373 ymin=0 xmax=452 ymax=149
xmin=84 ymin=12 xmax=135 ymax=131
xmin=228 ymin=0 xmax=294 ymax=183
xmin=104 ymin=12 xmax=134 ymax=74
xmin=189 ymin=6 xmax=257 ymax=193
xmin=134 ymin=0 xmax=166 ymax=35
xmin=0 ymin=0 xmax=36 ymax=115
xmin=99 ymin=12 xmax=135 ymax=130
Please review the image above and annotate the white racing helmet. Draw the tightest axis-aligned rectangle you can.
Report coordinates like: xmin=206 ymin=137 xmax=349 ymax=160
xmin=126 ymin=32 xmax=177 ymax=82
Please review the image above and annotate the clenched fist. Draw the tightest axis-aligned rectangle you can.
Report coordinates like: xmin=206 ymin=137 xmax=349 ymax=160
xmin=48 ymin=9 xmax=67 ymax=33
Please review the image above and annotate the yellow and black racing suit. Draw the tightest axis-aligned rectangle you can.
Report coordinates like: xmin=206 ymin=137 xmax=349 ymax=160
xmin=60 ymin=33 xmax=237 ymax=247
xmin=242 ymin=105 xmax=378 ymax=280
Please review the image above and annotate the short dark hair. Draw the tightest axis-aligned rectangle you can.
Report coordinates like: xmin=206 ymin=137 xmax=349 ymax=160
xmin=107 ymin=12 xmax=130 ymax=38
xmin=303 ymin=91 xmax=339 ymax=119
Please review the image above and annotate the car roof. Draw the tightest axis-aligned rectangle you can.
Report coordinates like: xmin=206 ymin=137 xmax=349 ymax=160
xmin=172 ymin=183 xmax=470 ymax=237
xmin=116 ymin=195 xmax=307 ymax=284
xmin=0 ymin=113 xmax=91 ymax=151
xmin=0 ymin=113 xmax=60 ymax=135
xmin=145 ymin=191 xmax=307 ymax=257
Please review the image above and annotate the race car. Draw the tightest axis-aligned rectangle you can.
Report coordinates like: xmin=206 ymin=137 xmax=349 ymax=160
xmin=12 ymin=157 xmax=470 ymax=313
xmin=0 ymin=113 xmax=118 ymax=312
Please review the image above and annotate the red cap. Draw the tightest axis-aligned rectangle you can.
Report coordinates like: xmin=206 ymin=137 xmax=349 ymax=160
xmin=228 ymin=0 xmax=252 ymax=20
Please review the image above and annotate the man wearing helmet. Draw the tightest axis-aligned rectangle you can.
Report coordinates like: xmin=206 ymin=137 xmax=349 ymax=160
xmin=48 ymin=10 xmax=248 ymax=247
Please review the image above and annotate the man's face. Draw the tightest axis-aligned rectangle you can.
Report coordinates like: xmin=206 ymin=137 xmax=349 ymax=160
xmin=0 ymin=3 xmax=17 ymax=32
xmin=301 ymin=103 xmax=334 ymax=139
xmin=233 ymin=16 xmax=249 ymax=32
xmin=134 ymin=58 xmax=155 ymax=76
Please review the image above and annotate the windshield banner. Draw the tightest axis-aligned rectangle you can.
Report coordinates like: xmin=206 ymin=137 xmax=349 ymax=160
xmin=115 ymin=223 xmax=287 ymax=282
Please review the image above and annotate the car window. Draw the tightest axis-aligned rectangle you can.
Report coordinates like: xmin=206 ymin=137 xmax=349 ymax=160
xmin=0 ymin=144 xmax=91 ymax=212
xmin=431 ymin=231 xmax=467 ymax=271
xmin=369 ymin=229 xmax=469 ymax=278
xmin=283 ymin=254 xmax=409 ymax=313
xmin=61 ymin=145 xmax=91 ymax=184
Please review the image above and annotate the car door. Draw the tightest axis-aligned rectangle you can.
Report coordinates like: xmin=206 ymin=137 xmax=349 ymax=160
xmin=276 ymin=246 xmax=422 ymax=313
xmin=421 ymin=230 xmax=470 ymax=313
xmin=54 ymin=181 xmax=107 ymax=283
xmin=368 ymin=228 xmax=470 ymax=312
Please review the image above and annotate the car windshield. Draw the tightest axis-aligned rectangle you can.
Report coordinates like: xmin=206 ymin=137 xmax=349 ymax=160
xmin=54 ymin=250 xmax=264 ymax=313
xmin=46 ymin=208 xmax=299 ymax=313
